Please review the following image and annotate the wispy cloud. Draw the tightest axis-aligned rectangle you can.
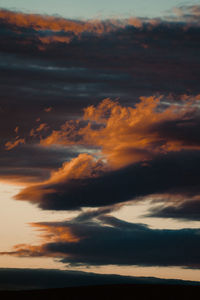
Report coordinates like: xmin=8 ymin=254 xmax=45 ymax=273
xmin=5 ymin=138 xmax=25 ymax=151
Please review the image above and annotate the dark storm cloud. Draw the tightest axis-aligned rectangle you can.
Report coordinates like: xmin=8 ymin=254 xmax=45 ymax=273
xmin=15 ymin=150 xmax=200 ymax=210
xmin=3 ymin=215 xmax=200 ymax=268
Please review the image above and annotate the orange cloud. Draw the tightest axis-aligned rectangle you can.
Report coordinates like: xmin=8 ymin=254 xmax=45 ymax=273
xmin=128 ymin=17 xmax=142 ymax=28
xmin=0 ymin=221 xmax=80 ymax=258
xmin=6 ymin=244 xmax=47 ymax=258
xmin=30 ymin=123 xmax=48 ymax=137
xmin=41 ymin=96 xmax=198 ymax=168
xmin=9 ymin=96 xmax=200 ymax=211
xmin=5 ymin=138 xmax=25 ymax=151
xmin=0 ymin=9 xmax=146 ymax=50
xmin=14 ymin=126 xmax=19 ymax=134
xmin=31 ymin=222 xmax=80 ymax=243
xmin=39 ymin=36 xmax=73 ymax=45
xmin=0 ymin=10 xmax=88 ymax=33
xmin=47 ymin=153 xmax=106 ymax=183
xmin=36 ymin=123 xmax=48 ymax=132
xmin=15 ymin=153 xmax=107 ymax=203
xmin=0 ymin=9 xmax=139 ymax=34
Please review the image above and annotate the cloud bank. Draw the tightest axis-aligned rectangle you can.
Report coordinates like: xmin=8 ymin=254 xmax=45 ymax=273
xmin=1 ymin=5 xmax=200 ymax=272
xmin=2 ymin=213 xmax=200 ymax=268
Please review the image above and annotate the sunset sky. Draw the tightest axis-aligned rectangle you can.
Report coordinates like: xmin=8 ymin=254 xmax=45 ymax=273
xmin=1 ymin=0 xmax=200 ymax=289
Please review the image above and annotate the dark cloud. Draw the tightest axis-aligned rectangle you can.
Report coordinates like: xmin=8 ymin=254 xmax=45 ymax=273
xmin=1 ymin=23 xmax=199 ymax=96
xmin=3 ymin=215 xmax=200 ymax=268
xmin=15 ymin=150 xmax=200 ymax=210
xmin=0 ymin=8 xmax=200 ymax=186
xmin=0 ymin=7 xmax=199 ymax=226
xmin=0 ymin=7 xmax=200 ymax=134
xmin=0 ymin=144 xmax=77 ymax=182
xmin=148 ymin=199 xmax=200 ymax=221
xmin=51 ymin=217 xmax=200 ymax=268
xmin=150 ymin=116 xmax=200 ymax=148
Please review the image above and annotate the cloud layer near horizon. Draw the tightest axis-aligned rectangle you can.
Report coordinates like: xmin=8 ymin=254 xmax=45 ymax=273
xmin=2 ymin=213 xmax=200 ymax=269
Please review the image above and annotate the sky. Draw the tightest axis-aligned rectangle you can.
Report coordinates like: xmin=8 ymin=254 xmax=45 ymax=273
xmin=0 ymin=0 xmax=199 ymax=19
xmin=0 ymin=0 xmax=200 ymax=290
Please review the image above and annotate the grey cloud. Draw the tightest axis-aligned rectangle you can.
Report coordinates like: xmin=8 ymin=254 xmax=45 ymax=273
xmin=6 ymin=215 xmax=200 ymax=269
xmin=148 ymin=199 xmax=200 ymax=221
xmin=15 ymin=151 xmax=200 ymax=210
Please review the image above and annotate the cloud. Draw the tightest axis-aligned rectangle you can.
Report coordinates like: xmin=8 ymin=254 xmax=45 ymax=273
xmin=0 ymin=6 xmax=200 ymax=275
xmin=44 ymin=107 xmax=52 ymax=113
xmin=14 ymin=126 xmax=19 ymax=134
xmin=0 ymin=5 xmax=200 ymax=167
xmin=0 ymin=144 xmax=77 ymax=183
xmin=12 ymin=95 xmax=200 ymax=210
xmin=41 ymin=97 xmax=200 ymax=168
xmin=30 ymin=123 xmax=49 ymax=138
xmin=5 ymin=138 xmax=25 ymax=151
xmin=148 ymin=198 xmax=200 ymax=221
xmin=0 ymin=5 xmax=199 ymax=51
xmin=0 ymin=9 xmax=121 ymax=33
xmin=172 ymin=5 xmax=200 ymax=25
xmin=1 ymin=7 xmax=200 ymax=94
xmin=0 ymin=7 xmax=200 ymax=216
xmin=14 ymin=149 xmax=200 ymax=210
xmin=0 ymin=9 xmax=145 ymax=50
xmin=3 ymin=214 xmax=200 ymax=268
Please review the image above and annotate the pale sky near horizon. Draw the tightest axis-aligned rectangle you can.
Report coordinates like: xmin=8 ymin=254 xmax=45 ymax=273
xmin=0 ymin=0 xmax=199 ymax=19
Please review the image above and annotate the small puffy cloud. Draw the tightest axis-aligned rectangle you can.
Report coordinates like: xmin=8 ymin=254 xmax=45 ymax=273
xmin=30 ymin=123 xmax=49 ymax=137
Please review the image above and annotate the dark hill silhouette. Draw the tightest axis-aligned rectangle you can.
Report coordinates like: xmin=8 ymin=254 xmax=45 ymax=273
xmin=1 ymin=284 xmax=200 ymax=300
